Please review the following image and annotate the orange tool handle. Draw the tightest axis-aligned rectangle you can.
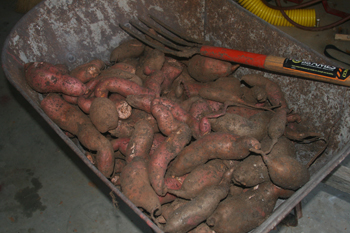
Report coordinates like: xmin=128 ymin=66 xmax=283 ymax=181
xmin=200 ymin=45 xmax=350 ymax=87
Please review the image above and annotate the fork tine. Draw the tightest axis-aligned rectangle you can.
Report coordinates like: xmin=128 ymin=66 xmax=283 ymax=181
xmin=119 ymin=23 xmax=200 ymax=58
xmin=149 ymin=14 xmax=205 ymax=44
xmin=137 ymin=17 xmax=199 ymax=47
xmin=129 ymin=19 xmax=188 ymax=51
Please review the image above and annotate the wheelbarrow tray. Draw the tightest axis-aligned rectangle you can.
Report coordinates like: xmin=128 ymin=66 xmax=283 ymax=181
xmin=2 ymin=0 xmax=350 ymax=232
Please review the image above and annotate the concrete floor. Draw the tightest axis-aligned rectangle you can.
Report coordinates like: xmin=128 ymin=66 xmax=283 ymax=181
xmin=0 ymin=1 xmax=350 ymax=233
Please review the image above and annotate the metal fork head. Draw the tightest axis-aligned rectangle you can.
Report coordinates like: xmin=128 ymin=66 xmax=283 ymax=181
xmin=119 ymin=14 xmax=203 ymax=58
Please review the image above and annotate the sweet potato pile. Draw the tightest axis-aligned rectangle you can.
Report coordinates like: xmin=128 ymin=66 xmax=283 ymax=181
xmin=24 ymin=37 xmax=324 ymax=233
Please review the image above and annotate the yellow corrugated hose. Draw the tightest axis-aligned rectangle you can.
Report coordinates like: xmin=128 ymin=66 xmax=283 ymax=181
xmin=239 ymin=0 xmax=316 ymax=27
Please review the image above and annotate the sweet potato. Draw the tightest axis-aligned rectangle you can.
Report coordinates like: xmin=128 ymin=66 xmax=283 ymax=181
xmin=25 ymin=62 xmax=86 ymax=96
xmin=62 ymin=94 xmax=78 ymax=104
xmin=144 ymin=70 xmax=166 ymax=97
xmin=207 ymin=182 xmax=280 ymax=233
xmin=160 ymin=58 xmax=183 ymax=93
xmin=109 ymin=93 xmax=132 ymax=120
xmin=109 ymin=62 xmax=136 ymax=74
xmin=226 ymin=105 xmax=264 ymax=119
xmin=40 ymin=93 xmax=114 ymax=177
xmin=148 ymin=122 xmax=192 ymax=196
xmin=94 ymin=77 xmax=153 ymax=98
xmin=164 ymin=167 xmax=234 ymax=233
xmin=209 ymin=111 xmax=273 ymax=141
xmin=149 ymin=133 xmax=166 ymax=156
xmin=70 ymin=59 xmax=105 ymax=83
xmin=125 ymin=120 xmax=154 ymax=163
xmin=158 ymin=175 xmax=188 ymax=205
xmin=241 ymin=74 xmax=288 ymax=109
xmin=241 ymin=85 xmax=268 ymax=104
xmin=143 ymin=49 xmax=165 ymax=75
xmin=120 ymin=158 xmax=161 ymax=217
xmin=111 ymin=137 xmax=130 ymax=155
xmin=98 ymin=68 xmax=143 ymax=86
xmin=265 ymin=108 xmax=288 ymax=153
xmin=89 ymin=97 xmax=119 ymax=133
xmin=110 ymin=38 xmax=145 ymax=62
xmin=114 ymin=158 xmax=126 ymax=174
xmin=167 ymin=132 xmax=261 ymax=177
xmin=232 ymin=155 xmax=269 ymax=187
xmin=253 ymin=136 xmax=309 ymax=190
xmin=188 ymin=223 xmax=212 ymax=233
xmin=187 ymin=55 xmax=239 ymax=82
xmin=284 ymin=121 xmax=322 ymax=142
xmin=157 ymin=97 xmax=211 ymax=139
xmin=167 ymin=159 xmax=229 ymax=199
xmin=109 ymin=109 xmax=159 ymax=138
xmin=199 ymin=87 xmax=273 ymax=113
xmin=77 ymin=95 xmax=95 ymax=114
xmin=126 ymin=94 xmax=155 ymax=113
xmin=161 ymin=198 xmax=189 ymax=221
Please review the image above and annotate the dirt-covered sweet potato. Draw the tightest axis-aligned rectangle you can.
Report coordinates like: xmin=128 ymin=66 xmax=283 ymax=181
xmin=254 ymin=138 xmax=309 ymax=191
xmin=232 ymin=155 xmax=269 ymax=187
xmin=70 ymin=59 xmax=105 ymax=83
xmin=109 ymin=109 xmax=159 ymax=138
xmin=40 ymin=93 xmax=114 ymax=177
xmin=187 ymin=55 xmax=239 ymax=82
xmin=94 ymin=77 xmax=154 ymax=98
xmin=25 ymin=62 xmax=86 ymax=96
xmin=206 ymin=182 xmax=281 ymax=233
xmin=126 ymin=94 xmax=155 ymax=113
xmin=209 ymin=111 xmax=273 ymax=141
xmin=161 ymin=58 xmax=184 ymax=90
xmin=108 ymin=93 xmax=132 ymax=120
xmin=149 ymin=101 xmax=192 ymax=195
xmin=241 ymin=74 xmax=288 ymax=109
xmin=167 ymin=159 xmax=228 ymax=199
xmin=89 ymin=97 xmax=119 ymax=133
xmin=110 ymin=38 xmax=145 ymax=62
xmin=167 ymin=132 xmax=261 ymax=177
xmin=157 ymin=97 xmax=211 ymax=139
xmin=98 ymin=68 xmax=143 ymax=86
xmin=125 ymin=120 xmax=154 ymax=163
xmin=241 ymin=85 xmax=268 ymax=104
xmin=120 ymin=158 xmax=161 ymax=217
xmin=164 ymin=167 xmax=234 ymax=233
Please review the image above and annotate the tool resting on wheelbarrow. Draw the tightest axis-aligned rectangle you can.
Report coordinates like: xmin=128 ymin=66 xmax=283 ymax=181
xmin=120 ymin=14 xmax=350 ymax=87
